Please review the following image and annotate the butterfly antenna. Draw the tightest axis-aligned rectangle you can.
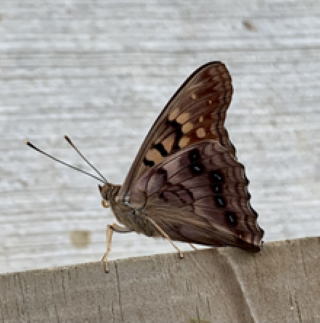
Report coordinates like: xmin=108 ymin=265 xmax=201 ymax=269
xmin=25 ymin=140 xmax=105 ymax=183
xmin=64 ymin=135 xmax=108 ymax=183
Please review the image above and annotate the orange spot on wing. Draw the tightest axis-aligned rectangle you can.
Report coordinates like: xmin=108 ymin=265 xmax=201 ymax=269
xmin=168 ymin=107 xmax=180 ymax=121
xmin=179 ymin=136 xmax=190 ymax=148
xmin=176 ymin=112 xmax=190 ymax=124
xmin=146 ymin=148 xmax=163 ymax=165
xmin=182 ymin=122 xmax=194 ymax=134
xmin=162 ymin=135 xmax=175 ymax=154
xmin=196 ymin=128 xmax=206 ymax=138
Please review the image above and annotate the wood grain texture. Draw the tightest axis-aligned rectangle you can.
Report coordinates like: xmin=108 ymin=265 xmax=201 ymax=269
xmin=0 ymin=0 xmax=320 ymax=273
xmin=0 ymin=237 xmax=319 ymax=322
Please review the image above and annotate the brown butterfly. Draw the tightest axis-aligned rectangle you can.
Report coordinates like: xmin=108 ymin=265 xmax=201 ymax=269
xmin=27 ymin=62 xmax=264 ymax=272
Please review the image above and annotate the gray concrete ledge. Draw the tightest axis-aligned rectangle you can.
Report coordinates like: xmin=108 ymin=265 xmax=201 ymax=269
xmin=0 ymin=237 xmax=319 ymax=322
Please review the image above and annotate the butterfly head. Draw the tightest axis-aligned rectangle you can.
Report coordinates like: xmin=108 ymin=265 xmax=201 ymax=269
xmin=98 ymin=183 xmax=121 ymax=208
xmin=99 ymin=184 xmax=111 ymax=208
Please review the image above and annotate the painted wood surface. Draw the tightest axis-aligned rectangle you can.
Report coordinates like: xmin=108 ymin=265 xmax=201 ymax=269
xmin=0 ymin=0 xmax=319 ymax=273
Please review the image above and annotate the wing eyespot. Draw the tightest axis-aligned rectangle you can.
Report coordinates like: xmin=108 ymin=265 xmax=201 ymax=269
xmin=212 ymin=184 xmax=222 ymax=193
xmin=210 ymin=170 xmax=224 ymax=182
xmin=215 ymin=196 xmax=226 ymax=207
xmin=189 ymin=149 xmax=200 ymax=162
xmin=225 ymin=211 xmax=238 ymax=227
xmin=190 ymin=163 xmax=204 ymax=175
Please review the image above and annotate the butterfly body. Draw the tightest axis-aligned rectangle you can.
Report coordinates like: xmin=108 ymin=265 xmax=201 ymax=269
xmin=99 ymin=183 xmax=161 ymax=237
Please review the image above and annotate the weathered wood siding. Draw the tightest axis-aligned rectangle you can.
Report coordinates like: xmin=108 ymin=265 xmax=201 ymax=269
xmin=0 ymin=0 xmax=319 ymax=273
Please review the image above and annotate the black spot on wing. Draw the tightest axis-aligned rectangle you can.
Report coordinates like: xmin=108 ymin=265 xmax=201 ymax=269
xmin=153 ymin=143 xmax=168 ymax=157
xmin=169 ymin=119 xmax=180 ymax=129
xmin=189 ymin=149 xmax=200 ymax=162
xmin=214 ymin=196 xmax=226 ymax=207
xmin=166 ymin=119 xmax=183 ymax=152
xmin=190 ymin=163 xmax=204 ymax=175
xmin=143 ymin=158 xmax=155 ymax=167
xmin=210 ymin=170 xmax=224 ymax=182
xmin=212 ymin=184 xmax=222 ymax=194
xmin=225 ymin=211 xmax=238 ymax=227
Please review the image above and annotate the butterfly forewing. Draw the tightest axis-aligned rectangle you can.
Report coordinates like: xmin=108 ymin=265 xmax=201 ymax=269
xmin=130 ymin=140 xmax=264 ymax=252
xmin=118 ymin=62 xmax=235 ymax=202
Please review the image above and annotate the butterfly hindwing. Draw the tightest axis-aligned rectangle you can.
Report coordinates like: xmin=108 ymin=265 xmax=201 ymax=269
xmin=118 ymin=62 xmax=234 ymax=201
xmin=130 ymin=140 xmax=264 ymax=251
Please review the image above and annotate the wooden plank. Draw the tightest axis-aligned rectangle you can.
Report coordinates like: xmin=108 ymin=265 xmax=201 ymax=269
xmin=0 ymin=237 xmax=319 ymax=322
xmin=0 ymin=0 xmax=320 ymax=273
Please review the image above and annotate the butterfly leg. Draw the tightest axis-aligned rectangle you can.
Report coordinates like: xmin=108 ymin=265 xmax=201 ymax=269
xmin=101 ymin=223 xmax=133 ymax=273
xmin=146 ymin=217 xmax=184 ymax=259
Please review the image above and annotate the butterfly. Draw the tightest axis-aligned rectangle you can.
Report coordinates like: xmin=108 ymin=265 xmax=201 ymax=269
xmin=26 ymin=61 xmax=264 ymax=273
xmin=98 ymin=61 xmax=264 ymax=271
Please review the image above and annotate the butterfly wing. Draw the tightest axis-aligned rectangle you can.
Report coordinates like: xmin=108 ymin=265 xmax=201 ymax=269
xmin=130 ymin=140 xmax=264 ymax=252
xmin=118 ymin=62 xmax=234 ymax=201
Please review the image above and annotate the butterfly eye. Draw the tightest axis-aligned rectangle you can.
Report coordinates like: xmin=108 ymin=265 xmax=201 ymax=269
xmin=102 ymin=191 xmax=109 ymax=201
xmin=98 ymin=184 xmax=110 ymax=202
